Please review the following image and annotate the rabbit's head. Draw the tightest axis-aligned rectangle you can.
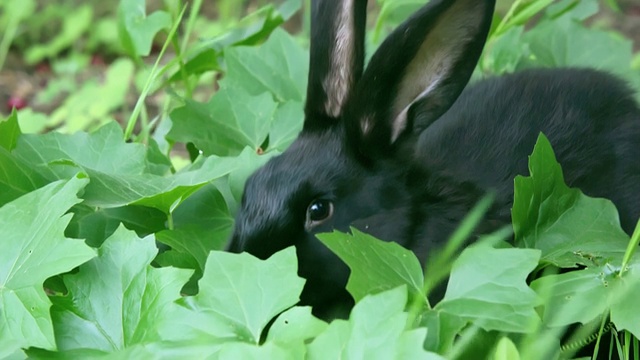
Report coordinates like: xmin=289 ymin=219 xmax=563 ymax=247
xmin=228 ymin=0 xmax=495 ymax=316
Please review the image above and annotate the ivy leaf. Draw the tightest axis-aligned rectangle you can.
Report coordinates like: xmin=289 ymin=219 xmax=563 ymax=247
xmin=531 ymin=256 xmax=640 ymax=338
xmin=14 ymin=122 xmax=149 ymax=179
xmin=610 ymin=258 xmax=640 ymax=339
xmin=307 ymin=287 xmax=444 ymax=360
xmin=268 ymin=101 xmax=304 ymax=152
xmin=512 ymin=133 xmax=629 ymax=267
xmin=79 ymin=154 xmax=236 ymax=211
xmin=0 ymin=147 xmax=49 ymax=207
xmin=176 ymin=248 xmax=305 ymax=344
xmin=435 ymin=245 xmax=541 ymax=333
xmin=317 ymin=229 xmax=425 ymax=304
xmin=265 ymin=306 xmax=328 ymax=359
xmin=224 ymin=28 xmax=307 ymax=102
xmin=0 ymin=109 xmax=21 ymax=151
xmin=169 ymin=29 xmax=307 ymax=156
xmin=13 ymin=122 xmax=236 ymax=212
xmin=50 ymin=225 xmax=193 ymax=352
xmin=169 ymin=87 xmax=278 ymax=156
xmin=0 ymin=111 xmax=49 ymax=206
xmin=66 ymin=204 xmax=167 ymax=247
xmin=0 ymin=176 xmax=96 ymax=351
xmin=117 ymin=0 xmax=171 ymax=57
xmin=173 ymin=0 xmax=302 ymax=79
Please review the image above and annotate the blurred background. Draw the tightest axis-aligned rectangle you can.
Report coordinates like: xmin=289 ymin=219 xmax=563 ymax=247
xmin=0 ymin=0 xmax=638 ymax=136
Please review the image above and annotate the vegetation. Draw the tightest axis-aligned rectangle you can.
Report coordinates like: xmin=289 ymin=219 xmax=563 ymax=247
xmin=1 ymin=0 xmax=639 ymax=358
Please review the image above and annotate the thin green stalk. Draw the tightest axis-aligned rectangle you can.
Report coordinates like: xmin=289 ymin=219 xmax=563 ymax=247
xmin=180 ymin=0 xmax=203 ymax=56
xmin=173 ymin=0 xmax=203 ymax=98
xmin=619 ymin=218 xmax=640 ymax=277
xmin=407 ymin=192 xmax=496 ymax=322
xmin=591 ymin=316 xmax=608 ymax=360
xmin=167 ymin=212 xmax=174 ymax=230
xmin=420 ymin=193 xmax=499 ymax=297
xmin=492 ymin=0 xmax=524 ymax=38
xmin=624 ymin=331 xmax=631 ymax=360
xmin=123 ymin=5 xmax=187 ymax=141
xmin=170 ymin=35 xmax=192 ymax=98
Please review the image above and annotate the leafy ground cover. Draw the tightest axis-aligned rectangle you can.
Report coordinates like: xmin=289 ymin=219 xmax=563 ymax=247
xmin=1 ymin=0 xmax=640 ymax=359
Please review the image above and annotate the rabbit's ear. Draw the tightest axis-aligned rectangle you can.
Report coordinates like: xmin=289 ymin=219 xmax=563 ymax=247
xmin=347 ymin=0 xmax=495 ymax=151
xmin=304 ymin=0 xmax=368 ymax=128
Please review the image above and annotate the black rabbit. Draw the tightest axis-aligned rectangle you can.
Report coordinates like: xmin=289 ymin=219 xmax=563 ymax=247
xmin=227 ymin=0 xmax=640 ymax=319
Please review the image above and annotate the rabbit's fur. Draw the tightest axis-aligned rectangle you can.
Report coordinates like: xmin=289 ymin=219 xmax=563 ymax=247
xmin=228 ymin=0 xmax=640 ymax=319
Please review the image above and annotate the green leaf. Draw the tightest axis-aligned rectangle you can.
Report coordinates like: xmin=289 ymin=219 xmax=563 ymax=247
xmin=14 ymin=108 xmax=49 ymax=134
xmin=0 ymin=146 xmax=49 ymax=207
xmin=265 ymin=306 xmax=327 ymax=358
xmin=169 ymin=86 xmax=278 ymax=156
xmin=15 ymin=122 xmax=148 ymax=178
xmin=532 ymin=256 xmax=640 ymax=338
xmin=176 ymin=248 xmax=305 ymax=344
xmin=175 ymin=0 xmax=302 ymax=79
xmin=609 ymin=259 xmax=640 ymax=339
xmin=170 ymin=306 xmax=321 ymax=360
xmin=435 ymin=245 xmax=541 ymax=333
xmin=223 ymin=147 xmax=278 ymax=207
xmin=0 ymin=109 xmax=20 ymax=151
xmin=169 ymin=30 xmax=306 ymax=156
xmin=155 ymin=183 xmax=234 ymax=281
xmin=224 ymin=28 xmax=307 ymax=102
xmin=66 ymin=204 xmax=167 ymax=247
xmin=317 ymin=229 xmax=425 ymax=304
xmin=80 ymin=155 xmax=236 ymax=211
xmin=483 ymin=26 xmax=528 ymax=74
xmin=215 ymin=0 xmax=302 ymax=48
xmin=491 ymin=336 xmax=521 ymax=360
xmin=268 ymin=306 xmax=327 ymax=343
xmin=50 ymin=225 xmax=193 ymax=352
xmin=117 ymin=0 xmax=171 ymax=57
xmin=0 ymin=176 xmax=96 ymax=351
xmin=14 ymin=122 xmax=237 ymax=212
xmin=420 ymin=310 xmax=467 ymax=354
xmin=544 ymin=0 xmax=598 ymax=21
xmin=268 ymin=101 xmax=304 ymax=152
xmin=512 ymin=133 xmax=629 ymax=267
xmin=307 ymin=287 xmax=444 ymax=360
xmin=218 ymin=341 xmax=293 ymax=359
xmin=522 ymin=8 xmax=639 ymax=87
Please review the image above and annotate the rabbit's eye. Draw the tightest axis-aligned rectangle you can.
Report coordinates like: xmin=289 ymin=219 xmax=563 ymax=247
xmin=305 ymin=199 xmax=334 ymax=230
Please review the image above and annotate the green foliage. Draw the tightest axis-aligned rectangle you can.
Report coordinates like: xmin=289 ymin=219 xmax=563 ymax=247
xmin=1 ymin=0 xmax=639 ymax=358
xmin=482 ymin=0 xmax=640 ymax=95
xmin=0 ymin=176 xmax=96 ymax=354
xmin=169 ymin=28 xmax=306 ymax=156
xmin=318 ymin=229 xmax=425 ymax=304
xmin=118 ymin=0 xmax=172 ymax=58
xmin=51 ymin=225 xmax=192 ymax=352
xmin=512 ymin=134 xmax=630 ymax=268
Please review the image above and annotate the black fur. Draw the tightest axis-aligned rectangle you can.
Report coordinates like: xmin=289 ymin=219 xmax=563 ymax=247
xmin=227 ymin=0 xmax=640 ymax=324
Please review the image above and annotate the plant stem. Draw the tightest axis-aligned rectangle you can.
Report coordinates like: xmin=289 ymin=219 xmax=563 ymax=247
xmin=124 ymin=5 xmax=187 ymax=141
xmin=619 ymin=218 xmax=640 ymax=277
xmin=492 ymin=0 xmax=524 ymax=37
